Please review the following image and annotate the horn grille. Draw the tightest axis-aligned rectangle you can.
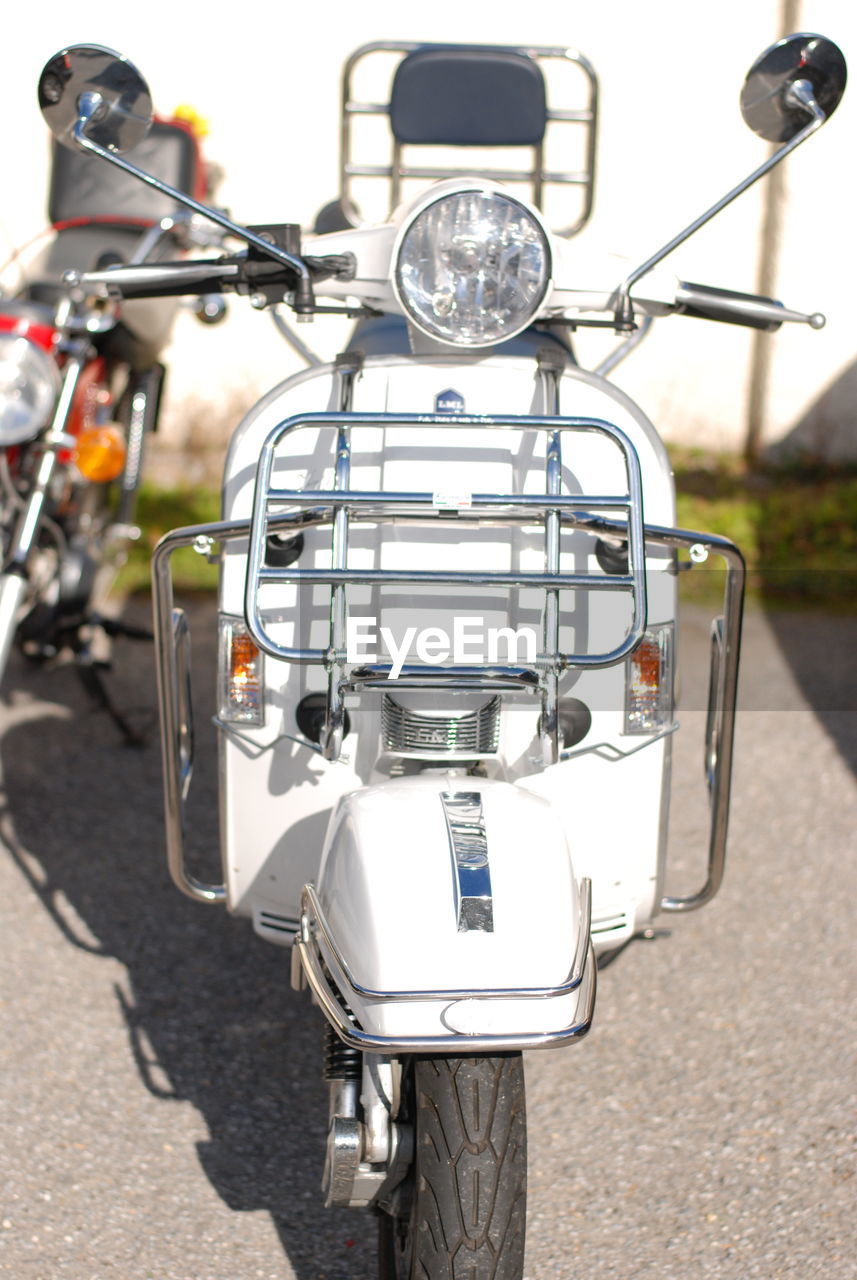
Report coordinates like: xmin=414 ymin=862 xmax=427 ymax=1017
xmin=382 ymin=695 xmax=500 ymax=756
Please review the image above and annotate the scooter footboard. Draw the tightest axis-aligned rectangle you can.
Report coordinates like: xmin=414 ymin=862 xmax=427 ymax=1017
xmin=293 ymin=775 xmax=597 ymax=1052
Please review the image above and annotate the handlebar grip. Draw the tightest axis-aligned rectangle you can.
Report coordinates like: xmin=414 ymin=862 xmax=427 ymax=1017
xmin=68 ymin=254 xmax=309 ymax=305
xmin=675 ymin=281 xmax=785 ymax=331
xmin=67 ymin=259 xmax=243 ymax=300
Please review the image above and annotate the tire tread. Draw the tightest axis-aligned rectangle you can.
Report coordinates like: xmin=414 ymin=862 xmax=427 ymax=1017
xmin=411 ymin=1054 xmax=527 ymax=1280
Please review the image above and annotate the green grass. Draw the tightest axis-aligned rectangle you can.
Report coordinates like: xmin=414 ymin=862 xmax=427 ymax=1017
xmin=118 ymin=484 xmax=221 ymax=594
xmin=671 ymin=448 xmax=857 ymax=610
xmin=121 ymin=458 xmax=857 ymax=611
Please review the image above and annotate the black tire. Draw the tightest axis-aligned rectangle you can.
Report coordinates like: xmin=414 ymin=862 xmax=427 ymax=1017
xmin=379 ymin=1053 xmax=527 ymax=1280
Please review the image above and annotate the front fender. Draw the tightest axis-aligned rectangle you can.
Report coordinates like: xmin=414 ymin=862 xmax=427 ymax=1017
xmin=306 ymin=774 xmax=595 ymax=1045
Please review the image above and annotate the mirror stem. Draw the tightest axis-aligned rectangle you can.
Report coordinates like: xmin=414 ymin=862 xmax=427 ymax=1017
xmin=76 ymin=90 xmax=105 ymax=125
xmin=613 ymin=94 xmax=825 ymax=330
xmin=70 ymin=117 xmax=315 ymax=311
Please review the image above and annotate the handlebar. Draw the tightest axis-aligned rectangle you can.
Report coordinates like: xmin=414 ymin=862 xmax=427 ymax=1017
xmin=65 ymin=250 xmax=356 ymax=305
xmin=65 ymin=255 xmax=291 ymax=301
xmin=66 ymin=258 xmax=243 ymax=299
xmin=674 ymin=280 xmax=825 ymax=330
xmin=64 ymin=253 xmax=826 ymax=338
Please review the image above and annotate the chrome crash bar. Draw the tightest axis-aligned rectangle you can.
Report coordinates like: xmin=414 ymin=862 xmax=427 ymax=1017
xmin=301 ymin=878 xmax=591 ymax=1002
xmin=294 ymin=881 xmax=597 ymax=1053
xmin=152 ymin=509 xmax=743 ymax=913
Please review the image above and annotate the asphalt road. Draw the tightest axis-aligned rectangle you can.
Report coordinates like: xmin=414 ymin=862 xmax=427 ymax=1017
xmin=1 ymin=598 xmax=855 ymax=1280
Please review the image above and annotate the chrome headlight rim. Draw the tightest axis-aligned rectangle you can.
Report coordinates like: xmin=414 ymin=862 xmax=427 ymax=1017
xmin=0 ymin=333 xmax=61 ymax=447
xmin=392 ymin=181 xmax=554 ymax=349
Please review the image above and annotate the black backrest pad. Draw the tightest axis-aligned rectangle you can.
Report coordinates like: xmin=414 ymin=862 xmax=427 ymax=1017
xmin=49 ymin=121 xmax=198 ymax=224
xmin=390 ymin=47 xmax=547 ymax=147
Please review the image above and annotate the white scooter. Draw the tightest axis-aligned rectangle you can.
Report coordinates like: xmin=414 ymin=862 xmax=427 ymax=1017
xmin=38 ymin=34 xmax=845 ymax=1278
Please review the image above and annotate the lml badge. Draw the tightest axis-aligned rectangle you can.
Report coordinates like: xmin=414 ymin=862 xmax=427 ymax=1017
xmin=435 ymin=388 xmax=465 ymax=414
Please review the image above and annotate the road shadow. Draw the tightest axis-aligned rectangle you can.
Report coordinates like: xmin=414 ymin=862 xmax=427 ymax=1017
xmin=769 ymin=355 xmax=857 ymax=466
xmin=676 ymin=458 xmax=857 ymax=775
xmin=760 ymin=366 xmax=857 ymax=771
xmin=0 ymin=592 xmax=375 ymax=1280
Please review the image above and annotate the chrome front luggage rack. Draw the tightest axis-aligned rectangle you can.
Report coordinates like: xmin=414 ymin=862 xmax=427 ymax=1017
xmin=244 ymin=409 xmax=649 ymax=764
xmin=152 ymin=405 xmax=744 ymax=917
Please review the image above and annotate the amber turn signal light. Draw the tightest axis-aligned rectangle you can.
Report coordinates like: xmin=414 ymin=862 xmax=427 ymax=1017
xmin=218 ymin=617 xmax=264 ymax=726
xmin=624 ymin=624 xmax=674 ymax=735
xmin=74 ymin=424 xmax=126 ymax=483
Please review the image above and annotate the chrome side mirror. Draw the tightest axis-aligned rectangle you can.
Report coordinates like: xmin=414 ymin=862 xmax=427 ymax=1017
xmin=613 ymin=31 xmax=846 ymax=329
xmin=36 ymin=43 xmax=314 ymax=311
xmin=38 ymin=44 xmax=152 ymax=154
xmin=741 ymin=32 xmax=846 ymax=142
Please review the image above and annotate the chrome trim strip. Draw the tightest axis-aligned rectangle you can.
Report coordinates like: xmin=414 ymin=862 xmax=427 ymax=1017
xmin=440 ymin=792 xmax=493 ymax=932
xmin=301 ymin=879 xmax=590 ymax=1001
xmin=296 ymin=930 xmax=597 ymax=1054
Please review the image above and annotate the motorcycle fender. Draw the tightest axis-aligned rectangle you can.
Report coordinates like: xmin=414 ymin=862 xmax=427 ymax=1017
xmin=311 ymin=774 xmax=591 ymax=1041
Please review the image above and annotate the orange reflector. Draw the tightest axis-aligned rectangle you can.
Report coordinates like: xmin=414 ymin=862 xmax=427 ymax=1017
xmin=74 ymin=424 xmax=126 ymax=482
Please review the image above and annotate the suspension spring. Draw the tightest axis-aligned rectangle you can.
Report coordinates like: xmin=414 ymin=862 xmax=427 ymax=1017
xmin=324 ymin=1023 xmax=361 ymax=1081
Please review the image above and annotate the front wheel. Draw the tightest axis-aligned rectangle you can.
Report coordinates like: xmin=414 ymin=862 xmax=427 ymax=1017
xmin=379 ymin=1054 xmax=527 ymax=1280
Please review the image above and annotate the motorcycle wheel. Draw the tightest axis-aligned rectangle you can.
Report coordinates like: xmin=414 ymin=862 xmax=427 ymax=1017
xmin=378 ymin=1053 xmax=527 ymax=1280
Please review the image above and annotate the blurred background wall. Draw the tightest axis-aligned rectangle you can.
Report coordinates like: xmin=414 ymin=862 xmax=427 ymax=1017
xmin=1 ymin=0 xmax=854 ymax=473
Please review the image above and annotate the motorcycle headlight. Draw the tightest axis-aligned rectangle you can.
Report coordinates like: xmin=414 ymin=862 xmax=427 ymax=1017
xmin=0 ymin=334 xmax=60 ymax=446
xmin=393 ymin=187 xmax=552 ymax=347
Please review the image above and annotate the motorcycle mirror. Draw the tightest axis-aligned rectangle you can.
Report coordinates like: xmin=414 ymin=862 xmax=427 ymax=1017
xmin=741 ymin=32 xmax=846 ymax=142
xmin=38 ymin=44 xmax=152 ymax=154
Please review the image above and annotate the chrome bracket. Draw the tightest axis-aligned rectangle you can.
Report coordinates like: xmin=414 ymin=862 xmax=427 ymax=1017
xmin=559 ymin=721 xmax=679 ymax=763
xmin=322 ymin=1115 xmax=363 ymax=1208
xmin=322 ymin=1059 xmax=412 ymax=1209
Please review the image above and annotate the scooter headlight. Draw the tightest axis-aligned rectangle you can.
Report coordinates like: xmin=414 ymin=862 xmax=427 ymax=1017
xmin=0 ymin=334 xmax=60 ymax=446
xmin=393 ymin=187 xmax=552 ymax=347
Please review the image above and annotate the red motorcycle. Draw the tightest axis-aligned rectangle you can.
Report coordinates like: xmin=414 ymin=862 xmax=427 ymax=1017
xmin=0 ymin=77 xmax=219 ymax=736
